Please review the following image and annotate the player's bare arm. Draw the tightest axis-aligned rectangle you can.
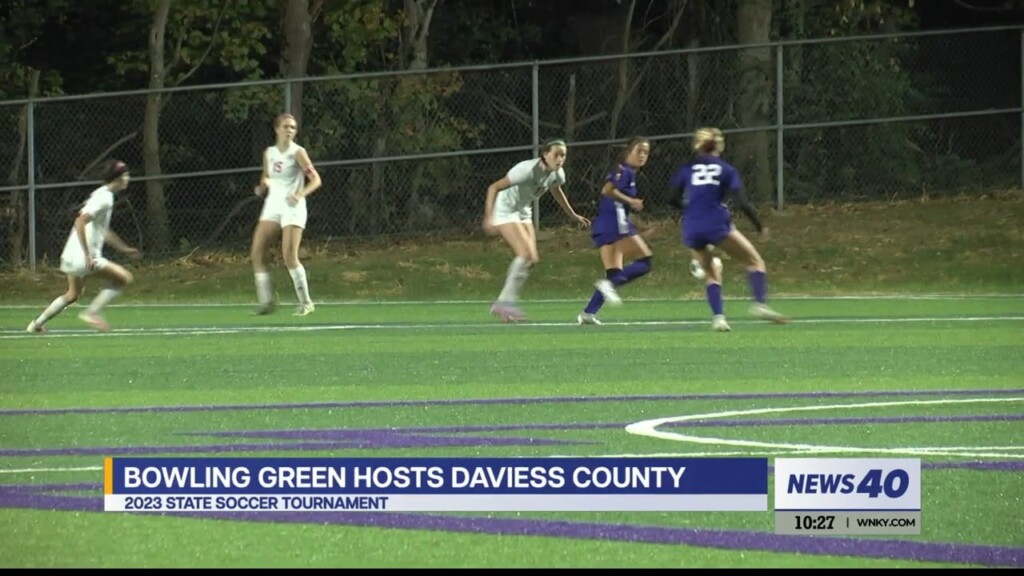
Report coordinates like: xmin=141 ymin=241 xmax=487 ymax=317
xmin=551 ymin=185 xmax=590 ymax=227
xmin=255 ymin=153 xmax=270 ymax=196
xmin=295 ymin=148 xmax=322 ymax=199
xmin=74 ymin=212 xmax=94 ymax=264
xmin=104 ymin=230 xmax=140 ymax=257
xmin=483 ymin=176 xmax=512 ymax=233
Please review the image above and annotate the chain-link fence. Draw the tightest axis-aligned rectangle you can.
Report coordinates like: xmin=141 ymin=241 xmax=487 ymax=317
xmin=0 ymin=25 xmax=1020 ymax=269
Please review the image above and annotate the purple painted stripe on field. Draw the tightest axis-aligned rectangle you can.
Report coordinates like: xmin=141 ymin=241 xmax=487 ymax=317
xmin=0 ymin=433 xmax=579 ymax=457
xmin=5 ymin=412 xmax=1018 ymax=458
xmin=3 ymin=388 xmax=1021 ymax=416
xmin=0 ymin=483 xmax=99 ymax=494
xmin=1 ymin=492 xmax=1020 ymax=567
xmin=922 ymin=461 xmax=1024 ymax=471
xmin=186 ymin=413 xmax=1024 ymax=440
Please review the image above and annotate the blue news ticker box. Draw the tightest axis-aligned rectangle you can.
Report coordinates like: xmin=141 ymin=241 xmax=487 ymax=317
xmin=103 ymin=456 xmax=771 ymax=513
xmin=106 ymin=456 xmax=769 ymax=495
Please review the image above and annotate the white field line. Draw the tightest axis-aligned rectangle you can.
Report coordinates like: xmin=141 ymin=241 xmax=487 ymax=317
xmin=0 ymin=465 xmax=103 ymax=475
xmin=2 ymin=315 xmax=1023 ymax=339
xmin=624 ymin=397 xmax=1024 ymax=460
xmin=0 ymin=294 xmax=1022 ymax=309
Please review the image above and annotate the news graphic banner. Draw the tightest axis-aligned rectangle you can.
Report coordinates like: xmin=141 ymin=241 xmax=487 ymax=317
xmin=773 ymin=458 xmax=921 ymax=535
xmin=103 ymin=457 xmax=769 ymax=513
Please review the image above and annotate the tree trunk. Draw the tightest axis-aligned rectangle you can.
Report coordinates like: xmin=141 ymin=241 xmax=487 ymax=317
xmin=607 ymin=0 xmax=637 ymax=141
xmin=781 ymin=0 xmax=811 ymax=77
xmin=369 ymin=134 xmax=389 ymax=233
xmin=281 ymin=0 xmax=315 ymax=126
xmin=403 ymin=0 xmax=436 ymax=71
xmin=564 ymin=74 xmax=577 ymax=141
xmin=396 ymin=0 xmax=439 ymax=230
xmin=608 ymin=0 xmax=686 ymax=140
xmin=144 ymin=0 xmax=172 ymax=253
xmin=685 ymin=37 xmax=701 ymax=130
xmin=733 ymin=0 xmax=774 ymax=205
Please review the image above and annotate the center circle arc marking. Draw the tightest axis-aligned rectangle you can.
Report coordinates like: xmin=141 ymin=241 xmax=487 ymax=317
xmin=624 ymin=397 xmax=1024 ymax=459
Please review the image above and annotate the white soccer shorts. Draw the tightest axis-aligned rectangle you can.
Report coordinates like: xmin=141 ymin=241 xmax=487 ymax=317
xmin=60 ymin=255 xmax=110 ymax=278
xmin=259 ymin=198 xmax=308 ymax=229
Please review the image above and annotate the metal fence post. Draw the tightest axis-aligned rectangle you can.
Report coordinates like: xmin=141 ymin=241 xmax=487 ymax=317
xmin=27 ymin=98 xmax=37 ymax=271
xmin=531 ymin=61 xmax=540 ymax=230
xmin=775 ymin=42 xmax=785 ymax=212
xmin=284 ymin=79 xmax=292 ymax=115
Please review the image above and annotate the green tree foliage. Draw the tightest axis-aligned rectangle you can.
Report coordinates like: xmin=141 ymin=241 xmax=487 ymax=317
xmin=778 ymin=0 xmax=967 ymax=201
xmin=0 ymin=0 xmax=1017 ymax=259
xmin=0 ymin=0 xmax=73 ymax=264
xmin=292 ymin=0 xmax=485 ymax=235
xmin=0 ymin=0 xmax=69 ymax=100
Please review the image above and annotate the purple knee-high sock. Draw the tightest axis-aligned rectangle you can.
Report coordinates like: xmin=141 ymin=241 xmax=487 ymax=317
xmin=706 ymin=283 xmax=724 ymax=315
xmin=748 ymin=270 xmax=767 ymax=304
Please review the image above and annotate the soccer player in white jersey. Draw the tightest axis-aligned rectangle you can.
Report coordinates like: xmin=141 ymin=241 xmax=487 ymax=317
xmin=26 ymin=160 xmax=140 ymax=333
xmin=250 ymin=112 xmax=322 ymax=316
xmin=482 ymin=139 xmax=591 ymax=322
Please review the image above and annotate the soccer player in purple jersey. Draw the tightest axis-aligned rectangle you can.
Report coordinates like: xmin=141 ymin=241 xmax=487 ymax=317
xmin=577 ymin=137 xmax=654 ymax=325
xmin=669 ymin=128 xmax=788 ymax=331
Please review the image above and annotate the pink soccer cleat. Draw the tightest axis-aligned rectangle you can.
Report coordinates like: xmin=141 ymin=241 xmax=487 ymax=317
xmin=78 ymin=311 xmax=112 ymax=332
xmin=490 ymin=302 xmax=525 ymax=323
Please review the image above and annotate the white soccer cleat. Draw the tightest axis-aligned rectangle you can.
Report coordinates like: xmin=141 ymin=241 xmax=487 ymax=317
xmin=577 ymin=312 xmax=602 ymax=325
xmin=711 ymin=314 xmax=731 ymax=332
xmin=749 ymin=303 xmax=790 ymax=324
xmin=593 ymin=279 xmax=622 ymax=306
xmin=294 ymin=302 xmax=316 ymax=316
xmin=25 ymin=320 xmax=47 ymax=334
xmin=253 ymin=302 xmax=276 ymax=316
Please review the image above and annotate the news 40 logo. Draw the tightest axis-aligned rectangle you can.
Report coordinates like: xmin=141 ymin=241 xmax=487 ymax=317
xmin=774 ymin=458 xmax=921 ymax=535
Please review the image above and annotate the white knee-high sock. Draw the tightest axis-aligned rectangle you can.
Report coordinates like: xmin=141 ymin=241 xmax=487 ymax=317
xmin=86 ymin=288 xmax=121 ymax=314
xmin=497 ymin=256 xmax=530 ymax=303
xmin=288 ymin=266 xmax=311 ymax=304
xmin=254 ymin=272 xmax=273 ymax=305
xmin=35 ymin=295 xmax=70 ymax=326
